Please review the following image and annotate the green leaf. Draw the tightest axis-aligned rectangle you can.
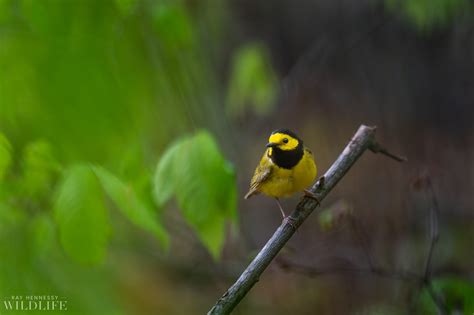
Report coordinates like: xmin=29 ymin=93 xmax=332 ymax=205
xmin=0 ymin=203 xmax=26 ymax=230
xmin=419 ymin=276 xmax=474 ymax=314
xmin=0 ymin=0 xmax=13 ymax=24
xmin=318 ymin=209 xmax=334 ymax=231
xmin=115 ymin=0 xmax=137 ymax=16
xmin=93 ymin=166 xmax=169 ymax=249
xmin=152 ymin=3 xmax=193 ymax=48
xmin=21 ymin=140 xmax=60 ymax=198
xmin=0 ymin=133 xmax=12 ymax=181
xmin=30 ymin=213 xmax=55 ymax=258
xmin=153 ymin=130 xmax=237 ymax=259
xmin=226 ymin=43 xmax=278 ymax=118
xmin=54 ymin=164 xmax=111 ymax=264
xmin=318 ymin=200 xmax=352 ymax=231
xmin=385 ymin=0 xmax=470 ymax=31
xmin=153 ymin=141 xmax=183 ymax=207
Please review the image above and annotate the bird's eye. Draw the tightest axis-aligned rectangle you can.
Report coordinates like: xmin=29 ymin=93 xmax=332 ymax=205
xmin=283 ymin=138 xmax=289 ymax=143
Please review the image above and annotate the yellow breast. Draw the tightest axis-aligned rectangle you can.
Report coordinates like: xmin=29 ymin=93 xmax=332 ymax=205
xmin=259 ymin=149 xmax=317 ymax=198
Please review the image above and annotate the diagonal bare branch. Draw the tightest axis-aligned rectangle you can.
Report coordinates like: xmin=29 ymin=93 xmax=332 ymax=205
xmin=208 ymin=125 xmax=405 ymax=315
xmin=275 ymin=257 xmax=422 ymax=283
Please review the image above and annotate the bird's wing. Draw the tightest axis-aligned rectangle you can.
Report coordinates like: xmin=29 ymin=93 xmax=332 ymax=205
xmin=244 ymin=152 xmax=273 ymax=199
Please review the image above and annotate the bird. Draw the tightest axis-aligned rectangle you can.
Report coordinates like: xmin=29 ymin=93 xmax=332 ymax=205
xmin=244 ymin=129 xmax=318 ymax=219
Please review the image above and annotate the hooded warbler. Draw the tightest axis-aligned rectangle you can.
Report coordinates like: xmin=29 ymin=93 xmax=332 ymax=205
xmin=245 ymin=129 xmax=318 ymax=218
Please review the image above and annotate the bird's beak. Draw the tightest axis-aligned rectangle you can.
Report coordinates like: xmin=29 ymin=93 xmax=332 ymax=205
xmin=266 ymin=142 xmax=277 ymax=148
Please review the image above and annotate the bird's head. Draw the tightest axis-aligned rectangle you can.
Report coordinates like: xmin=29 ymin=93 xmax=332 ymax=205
xmin=266 ymin=129 xmax=304 ymax=169
xmin=266 ymin=129 xmax=301 ymax=151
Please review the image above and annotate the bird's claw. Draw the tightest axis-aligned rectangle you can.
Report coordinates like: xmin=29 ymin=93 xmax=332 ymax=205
xmin=283 ymin=216 xmax=297 ymax=229
xmin=303 ymin=189 xmax=321 ymax=206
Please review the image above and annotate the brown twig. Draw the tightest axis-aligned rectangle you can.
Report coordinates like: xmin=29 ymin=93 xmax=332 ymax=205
xmin=423 ymin=176 xmax=440 ymax=280
xmin=276 ymin=257 xmax=422 ymax=283
xmin=369 ymin=141 xmax=407 ymax=162
xmin=422 ymin=175 xmax=448 ymax=315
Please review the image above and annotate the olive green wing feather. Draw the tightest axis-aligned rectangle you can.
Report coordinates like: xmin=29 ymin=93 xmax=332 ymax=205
xmin=244 ymin=152 xmax=273 ymax=199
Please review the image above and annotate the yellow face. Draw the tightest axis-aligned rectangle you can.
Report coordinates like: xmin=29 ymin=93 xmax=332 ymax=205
xmin=267 ymin=133 xmax=299 ymax=151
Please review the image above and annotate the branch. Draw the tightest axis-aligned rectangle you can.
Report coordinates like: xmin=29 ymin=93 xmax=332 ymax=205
xmin=275 ymin=257 xmax=422 ymax=283
xmin=423 ymin=175 xmax=440 ymax=280
xmin=208 ymin=125 xmax=404 ymax=315
xmin=369 ymin=141 xmax=407 ymax=162
xmin=422 ymin=175 xmax=448 ymax=315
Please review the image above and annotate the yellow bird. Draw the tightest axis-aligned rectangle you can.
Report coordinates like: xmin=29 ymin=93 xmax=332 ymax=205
xmin=245 ymin=129 xmax=318 ymax=219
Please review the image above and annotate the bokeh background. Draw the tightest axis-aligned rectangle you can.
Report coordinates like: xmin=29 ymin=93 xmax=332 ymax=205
xmin=0 ymin=0 xmax=473 ymax=314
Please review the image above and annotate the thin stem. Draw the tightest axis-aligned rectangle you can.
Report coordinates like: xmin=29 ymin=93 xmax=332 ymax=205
xmin=276 ymin=258 xmax=422 ymax=283
xmin=425 ymin=280 xmax=448 ymax=315
xmin=369 ymin=141 xmax=407 ymax=162
xmin=422 ymin=176 xmax=447 ymax=315
xmin=423 ymin=176 xmax=440 ymax=280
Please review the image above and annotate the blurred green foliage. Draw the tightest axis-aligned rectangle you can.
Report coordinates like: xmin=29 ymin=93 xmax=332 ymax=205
xmin=0 ymin=133 xmax=12 ymax=180
xmin=21 ymin=140 xmax=61 ymax=198
xmin=226 ymin=43 xmax=278 ymax=118
xmin=152 ymin=2 xmax=193 ymax=48
xmin=0 ymin=0 xmax=238 ymax=313
xmin=154 ymin=130 xmax=237 ymax=259
xmin=94 ymin=166 xmax=170 ymax=249
xmin=386 ymin=0 xmax=472 ymax=30
xmin=418 ymin=277 xmax=474 ymax=314
xmin=317 ymin=199 xmax=352 ymax=231
xmin=54 ymin=165 xmax=112 ymax=264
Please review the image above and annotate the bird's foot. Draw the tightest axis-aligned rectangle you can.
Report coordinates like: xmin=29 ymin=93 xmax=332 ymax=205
xmin=283 ymin=215 xmax=297 ymax=229
xmin=304 ymin=189 xmax=321 ymax=206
